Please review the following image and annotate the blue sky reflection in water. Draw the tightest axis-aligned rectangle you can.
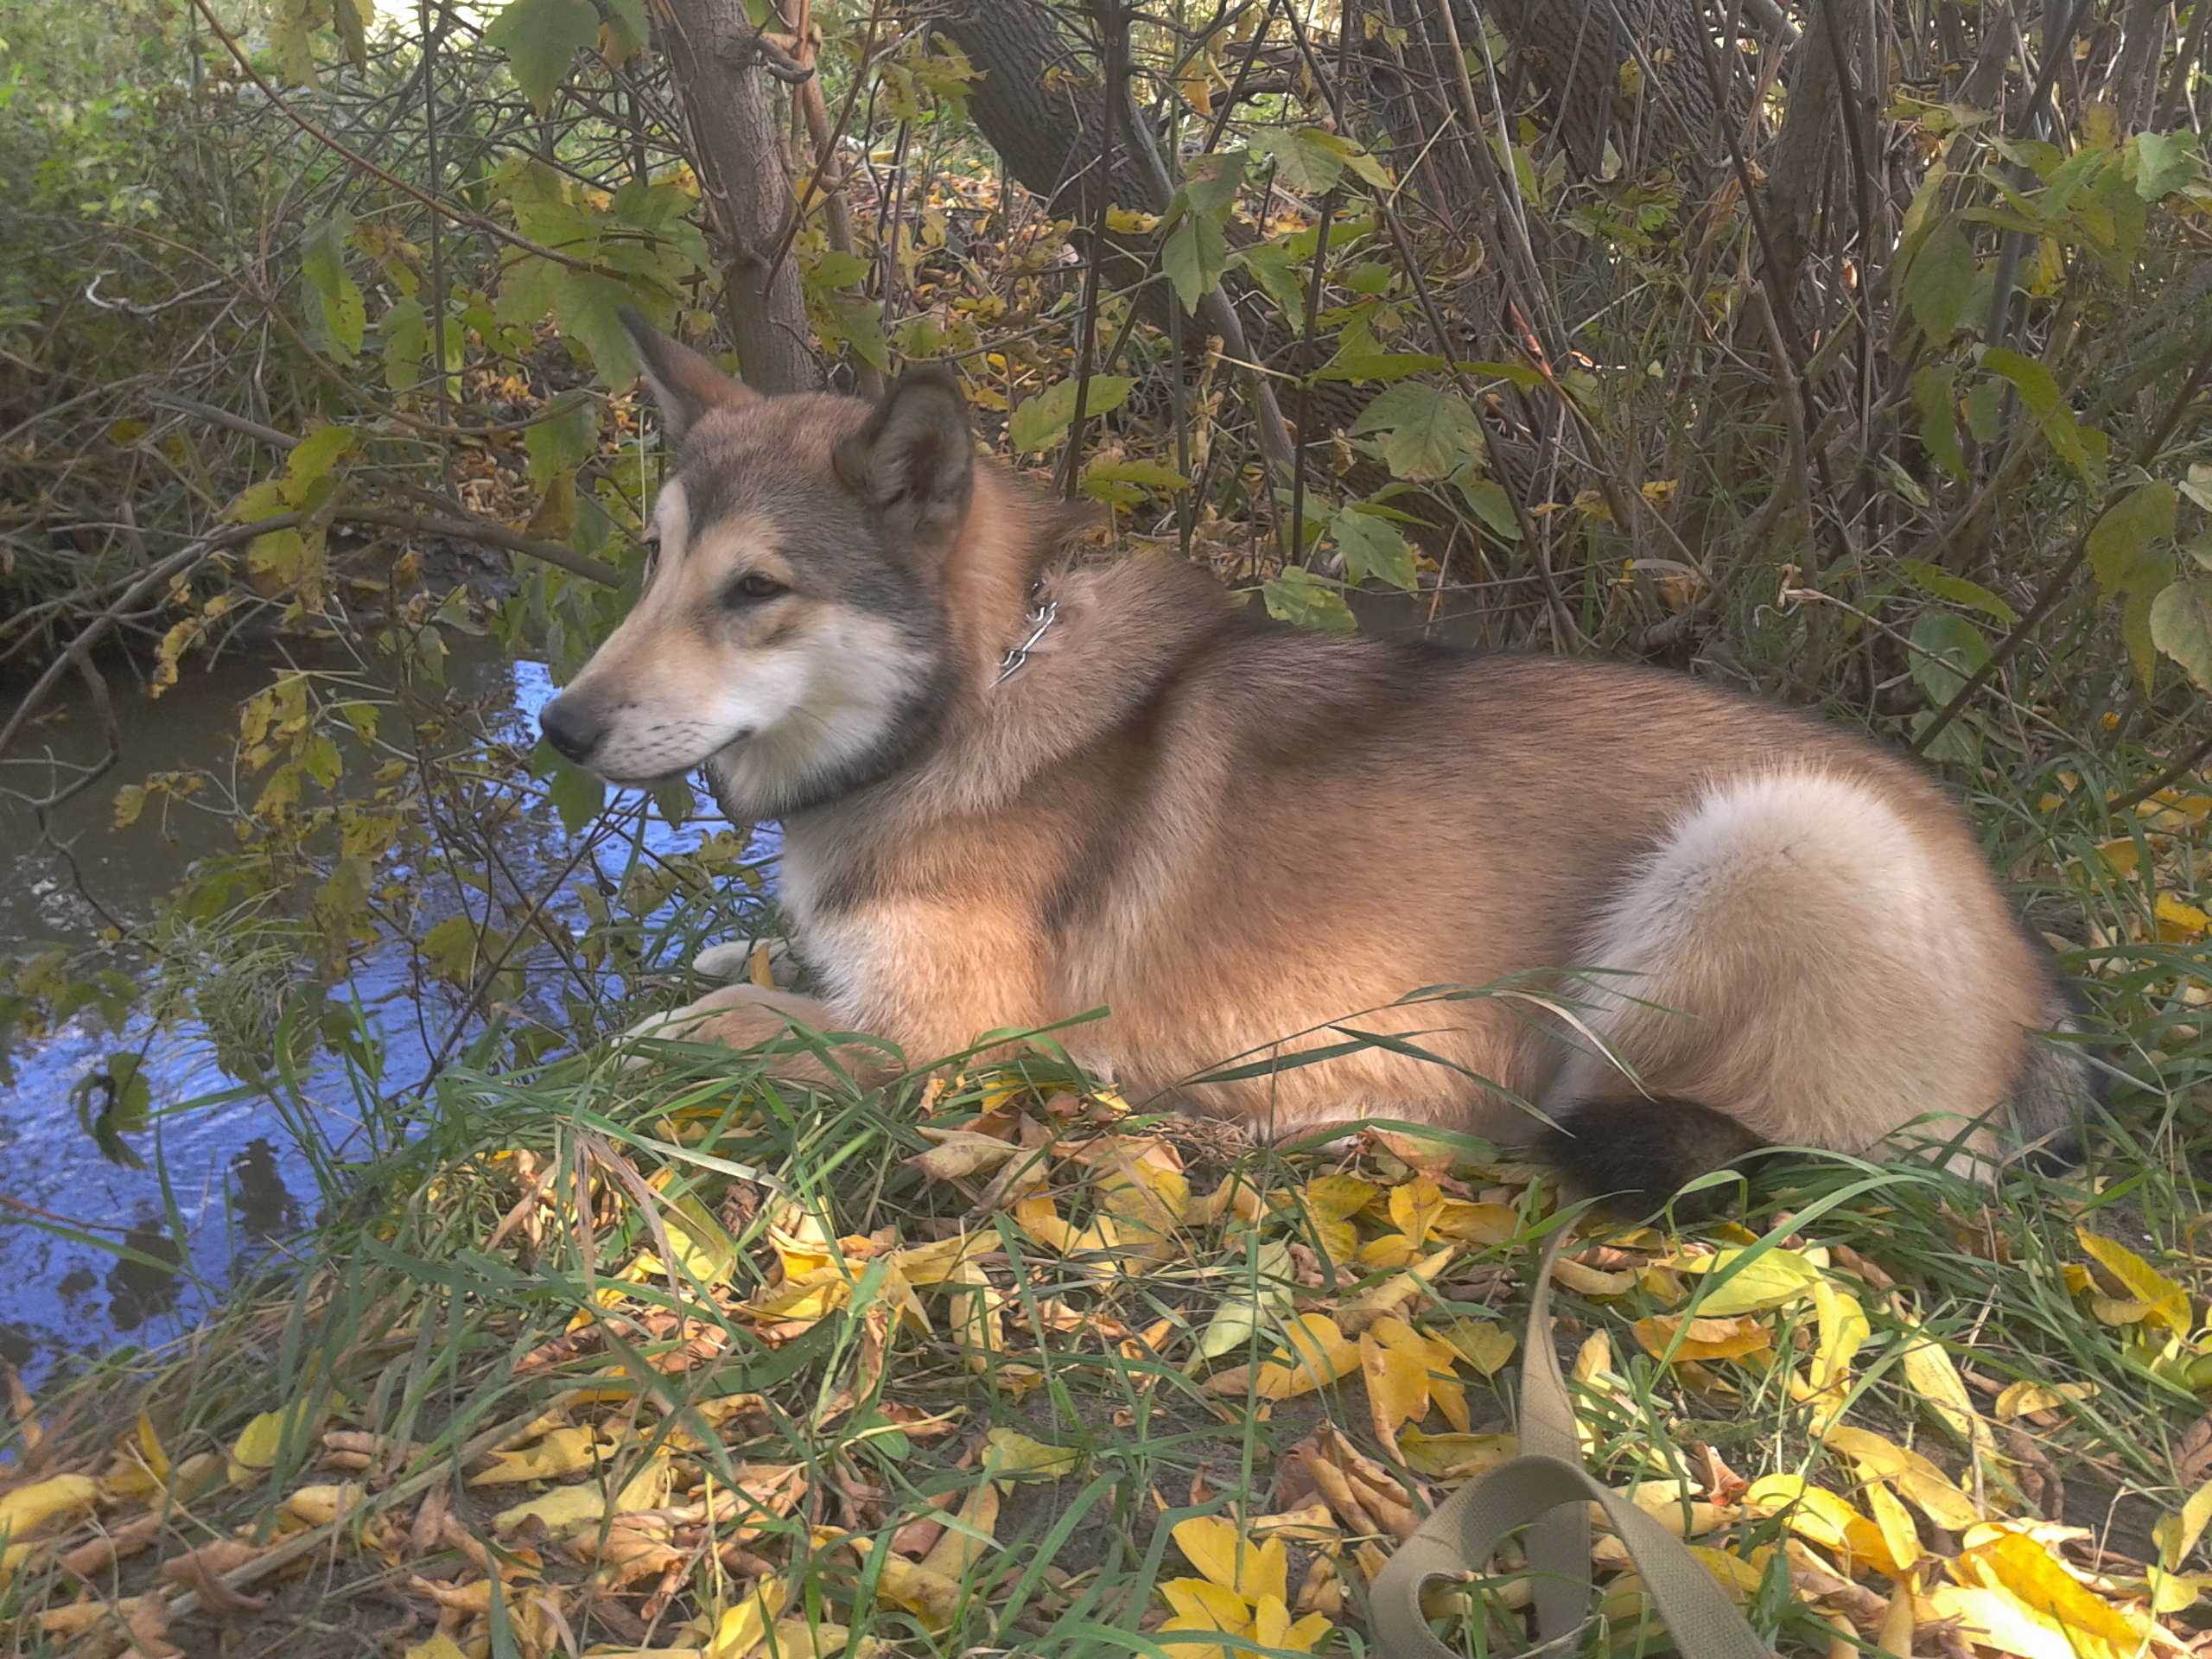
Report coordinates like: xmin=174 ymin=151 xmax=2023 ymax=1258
xmin=0 ymin=646 xmax=772 ymax=1387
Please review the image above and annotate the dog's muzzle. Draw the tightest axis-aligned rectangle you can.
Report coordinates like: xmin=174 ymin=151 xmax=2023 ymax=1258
xmin=538 ymin=694 xmax=607 ymax=766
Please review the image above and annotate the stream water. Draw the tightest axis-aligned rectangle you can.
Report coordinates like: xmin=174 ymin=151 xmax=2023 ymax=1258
xmin=0 ymin=637 xmax=749 ymax=1389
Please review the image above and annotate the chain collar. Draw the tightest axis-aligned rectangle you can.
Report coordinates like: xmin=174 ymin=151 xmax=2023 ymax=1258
xmin=994 ymin=585 xmax=1059 ymax=684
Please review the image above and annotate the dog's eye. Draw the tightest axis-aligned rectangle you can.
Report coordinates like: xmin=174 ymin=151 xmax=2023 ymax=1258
xmin=725 ymin=572 xmax=788 ymax=606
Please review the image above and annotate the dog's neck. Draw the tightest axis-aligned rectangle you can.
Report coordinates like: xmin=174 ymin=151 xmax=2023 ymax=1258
xmin=941 ymin=465 xmax=1062 ymax=697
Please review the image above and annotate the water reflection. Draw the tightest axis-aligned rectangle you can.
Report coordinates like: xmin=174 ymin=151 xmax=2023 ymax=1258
xmin=105 ymin=1219 xmax=185 ymax=1333
xmin=0 ymin=641 xmax=752 ymax=1386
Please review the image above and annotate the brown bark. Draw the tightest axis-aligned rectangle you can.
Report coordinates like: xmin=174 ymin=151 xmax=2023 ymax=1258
xmin=1764 ymin=0 xmax=1878 ymax=308
xmin=650 ymin=0 xmax=818 ymax=393
xmin=1478 ymin=0 xmax=1720 ymax=186
xmin=936 ymin=0 xmax=1296 ymax=481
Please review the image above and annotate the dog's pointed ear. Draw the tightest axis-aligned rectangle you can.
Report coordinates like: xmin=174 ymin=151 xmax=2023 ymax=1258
xmin=619 ymin=305 xmax=756 ymax=444
xmin=833 ymin=367 xmax=974 ymax=545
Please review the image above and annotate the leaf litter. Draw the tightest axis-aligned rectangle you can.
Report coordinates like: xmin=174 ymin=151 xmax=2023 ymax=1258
xmin=7 ymin=1038 xmax=2212 ymax=1657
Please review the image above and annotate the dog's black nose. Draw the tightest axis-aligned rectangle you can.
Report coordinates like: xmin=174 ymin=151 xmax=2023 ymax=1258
xmin=539 ymin=695 xmax=606 ymax=766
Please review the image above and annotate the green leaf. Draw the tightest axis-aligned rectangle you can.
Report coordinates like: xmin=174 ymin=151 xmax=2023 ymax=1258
xmin=2124 ymin=552 xmax=2177 ymax=690
xmin=1979 ymin=347 xmax=2060 ymax=420
xmin=1904 ymin=218 xmax=1978 ymax=341
xmin=380 ymin=296 xmax=427 ymax=391
xmin=301 ymin=214 xmax=365 ymax=364
xmin=1330 ymin=505 xmax=1418 ymax=588
xmin=1909 ymin=611 xmax=1989 ymax=709
xmin=2150 ymin=578 xmax=2212 ymax=692
xmin=1912 ymin=365 xmax=1966 ymax=481
xmin=485 ymin=0 xmax=601 ymax=114
xmin=1457 ymin=359 xmax=1548 ymax=391
xmin=1162 ymin=213 xmax=1230 ymax=313
xmin=551 ymin=271 xmax=642 ymax=385
xmin=1007 ymin=376 xmax=1135 ymax=453
xmin=1080 ymin=459 xmax=1189 ymax=505
xmin=1249 ymin=126 xmax=1344 ymax=194
xmin=1964 ymin=376 xmax=2005 ymax=444
xmin=1454 ymin=475 xmax=1522 ymax=541
xmin=1314 ymin=352 xmax=1446 ymax=383
xmin=331 ymin=0 xmax=372 ymax=67
xmin=1897 ymin=559 xmax=2018 ymax=624
xmin=2088 ymin=483 xmax=2179 ymax=598
xmin=1262 ymin=566 xmax=1357 ymax=632
xmin=2136 ymin=130 xmax=2201 ymax=200
xmin=1983 ymin=348 xmax=2102 ymax=481
xmin=1349 ymin=384 xmax=1482 ymax=481
xmin=808 ymin=250 xmax=871 ymax=289
xmin=1241 ymin=242 xmax=1307 ymax=315
xmin=1178 ymin=150 xmax=1247 ymax=217
xmin=525 ymin=392 xmax=600 ymax=487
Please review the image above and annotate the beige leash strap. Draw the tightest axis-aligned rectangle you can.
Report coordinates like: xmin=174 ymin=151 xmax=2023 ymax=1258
xmin=1371 ymin=1225 xmax=1778 ymax=1657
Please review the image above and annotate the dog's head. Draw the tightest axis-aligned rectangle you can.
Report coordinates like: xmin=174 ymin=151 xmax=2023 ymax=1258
xmin=539 ymin=310 xmax=975 ymax=816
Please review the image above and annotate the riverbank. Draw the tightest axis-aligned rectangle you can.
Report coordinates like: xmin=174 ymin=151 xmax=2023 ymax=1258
xmin=4 ymin=963 xmax=2212 ymax=1657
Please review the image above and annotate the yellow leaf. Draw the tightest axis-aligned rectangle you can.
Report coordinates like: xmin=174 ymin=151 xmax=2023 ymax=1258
xmin=905 ymin=1128 xmax=1024 ymax=1180
xmin=404 ymin=1638 xmax=473 ymax=1659
xmin=1437 ymin=1318 xmax=1516 ymax=1375
xmin=1550 ymin=1256 xmax=1637 ymax=1296
xmin=871 ymin=1553 xmax=965 ymax=1630
xmin=1825 ymin=1426 xmax=1982 ymax=1532
xmin=1864 ymin=1479 xmax=1924 ymax=1576
xmin=493 ymin=1484 xmax=608 ymax=1535
xmin=1359 ymin=1320 xmax=1435 ymax=1445
xmin=1796 ymin=1281 xmax=1868 ymax=1433
xmin=1398 ymin=1430 xmax=1519 ymax=1480
xmin=1249 ymin=1504 xmax=1342 ymax=1545
xmin=920 ymin=1482 xmax=1000 ymax=1580
xmin=1900 ymin=1334 xmax=1986 ymax=1451
xmin=1357 ymin=1232 xmax=1419 ymax=1271
xmin=2156 ymin=893 xmax=2211 ymax=941
xmin=1387 ymin=1179 xmax=1444 ymax=1245
xmin=1195 ymin=1239 xmax=1297 ymax=1360
xmin=231 ymin=1410 xmax=288 ymax=1471
xmin=1993 ymin=1380 xmax=2093 ymax=1420
xmin=0 ymin=1474 xmax=99 ymax=1543
xmin=1630 ymin=1313 xmax=1773 ymax=1362
xmin=1680 ymin=1246 xmax=1823 ymax=1316
xmin=1955 ymin=1530 xmax=2144 ymax=1654
xmin=707 ymin=1580 xmax=789 ymax=1659
xmin=468 ymin=1426 xmax=602 ymax=1484
xmin=2155 ymin=1477 xmax=2212 ymax=1571
xmin=1743 ymin=1474 xmax=1908 ymax=1579
xmin=282 ymin=1483 xmax=360 ymax=1526
xmin=1173 ymin=1516 xmax=1287 ymax=1602
xmin=134 ymin=1410 xmax=171 ymax=1483
xmin=2151 ymin=1563 xmax=2212 ymax=1614
xmin=1162 ymin=1573 xmax=1249 ymax=1630
xmin=1430 ymin=1199 xmax=1519 ymax=1244
xmin=1205 ymin=1315 xmax=1359 ymax=1400
xmin=982 ymin=1428 xmax=1080 ymax=1478
xmin=1299 ymin=1177 xmax=1377 ymax=1223
xmin=2076 ymin=1230 xmax=2191 ymax=1331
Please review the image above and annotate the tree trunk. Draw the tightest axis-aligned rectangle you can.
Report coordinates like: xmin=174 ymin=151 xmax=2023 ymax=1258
xmin=1763 ymin=0 xmax=1878 ymax=311
xmin=650 ymin=0 xmax=817 ymax=393
xmin=1478 ymin=0 xmax=1720 ymax=187
xmin=937 ymin=0 xmax=1296 ymax=481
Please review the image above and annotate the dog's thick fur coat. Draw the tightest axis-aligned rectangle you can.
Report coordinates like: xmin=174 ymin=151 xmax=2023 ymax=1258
xmin=541 ymin=314 xmax=2094 ymax=1211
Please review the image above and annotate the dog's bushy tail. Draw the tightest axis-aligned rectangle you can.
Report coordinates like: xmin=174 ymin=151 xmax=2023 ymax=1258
xmin=1539 ymin=1098 xmax=1771 ymax=1219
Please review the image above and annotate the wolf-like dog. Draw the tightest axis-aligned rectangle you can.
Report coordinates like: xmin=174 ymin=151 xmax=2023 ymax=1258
xmin=538 ymin=310 xmax=2094 ymax=1211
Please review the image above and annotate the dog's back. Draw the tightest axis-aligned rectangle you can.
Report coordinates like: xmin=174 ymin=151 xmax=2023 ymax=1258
xmin=550 ymin=325 xmax=2096 ymax=1213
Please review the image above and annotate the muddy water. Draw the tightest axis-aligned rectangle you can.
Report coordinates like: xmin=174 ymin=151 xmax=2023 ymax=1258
xmin=0 ymin=638 xmax=753 ymax=1386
